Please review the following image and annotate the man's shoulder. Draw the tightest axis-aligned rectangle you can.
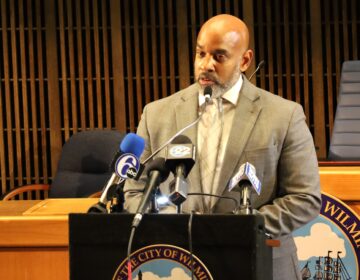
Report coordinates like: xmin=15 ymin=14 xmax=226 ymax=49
xmin=250 ymin=83 xmax=301 ymax=112
xmin=145 ymin=83 xmax=198 ymax=109
xmin=263 ymin=89 xmax=299 ymax=107
xmin=242 ymin=79 xmax=303 ymax=121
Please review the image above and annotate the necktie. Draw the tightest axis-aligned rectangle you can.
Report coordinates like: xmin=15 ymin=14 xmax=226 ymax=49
xmin=198 ymin=98 xmax=222 ymax=206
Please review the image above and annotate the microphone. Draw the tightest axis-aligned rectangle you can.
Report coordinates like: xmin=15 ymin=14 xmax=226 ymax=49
xmin=132 ymin=157 xmax=170 ymax=228
xmin=87 ymin=133 xmax=145 ymax=213
xmin=228 ymin=162 xmax=261 ymax=215
xmin=165 ymin=135 xmax=196 ymax=209
xmin=141 ymin=86 xmax=212 ymax=165
xmin=249 ymin=60 xmax=265 ymax=80
xmin=203 ymin=86 xmax=212 ymax=103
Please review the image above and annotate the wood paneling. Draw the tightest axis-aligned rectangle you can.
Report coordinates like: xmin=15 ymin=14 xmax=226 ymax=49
xmin=310 ymin=0 xmax=327 ymax=157
xmin=45 ymin=0 xmax=62 ymax=175
xmin=0 ymin=0 xmax=360 ymax=196
xmin=1 ymin=0 xmax=51 ymax=194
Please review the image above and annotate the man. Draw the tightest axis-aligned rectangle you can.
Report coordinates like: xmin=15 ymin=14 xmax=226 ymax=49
xmin=124 ymin=14 xmax=321 ymax=280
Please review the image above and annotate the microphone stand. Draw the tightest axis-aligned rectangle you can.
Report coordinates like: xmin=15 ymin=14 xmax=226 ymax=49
xmin=87 ymin=175 xmax=123 ymax=213
xmin=149 ymin=187 xmax=160 ymax=213
xmin=235 ymin=184 xmax=253 ymax=215
xmin=142 ymin=95 xmax=212 ymax=165
xmin=142 ymin=116 xmax=201 ymax=165
xmin=249 ymin=60 xmax=265 ymax=80
xmin=168 ymin=175 xmax=189 ymax=213
xmin=109 ymin=182 xmax=127 ymax=213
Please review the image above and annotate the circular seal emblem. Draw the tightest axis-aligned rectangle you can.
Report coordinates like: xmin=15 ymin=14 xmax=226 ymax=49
xmin=113 ymin=244 xmax=213 ymax=280
xmin=169 ymin=145 xmax=191 ymax=157
xmin=293 ymin=192 xmax=360 ymax=280
xmin=115 ymin=153 xmax=140 ymax=179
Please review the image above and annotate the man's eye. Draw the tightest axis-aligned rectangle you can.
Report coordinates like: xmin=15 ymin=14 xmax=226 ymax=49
xmin=215 ymin=54 xmax=225 ymax=62
xmin=197 ymin=51 xmax=206 ymax=58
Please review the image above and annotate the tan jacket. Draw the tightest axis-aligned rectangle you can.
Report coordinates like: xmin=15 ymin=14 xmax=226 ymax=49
xmin=124 ymin=77 xmax=321 ymax=266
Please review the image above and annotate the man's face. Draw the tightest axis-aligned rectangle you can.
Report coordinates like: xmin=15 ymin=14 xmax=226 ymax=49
xmin=194 ymin=30 xmax=246 ymax=96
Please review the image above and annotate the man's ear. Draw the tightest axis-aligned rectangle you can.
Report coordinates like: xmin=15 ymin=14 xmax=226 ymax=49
xmin=240 ymin=49 xmax=254 ymax=72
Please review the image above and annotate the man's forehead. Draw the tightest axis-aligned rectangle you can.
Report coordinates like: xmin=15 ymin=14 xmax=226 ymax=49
xmin=196 ymin=30 xmax=240 ymax=50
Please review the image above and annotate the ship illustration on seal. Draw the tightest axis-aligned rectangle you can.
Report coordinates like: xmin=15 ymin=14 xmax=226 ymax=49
xmin=301 ymin=250 xmax=351 ymax=280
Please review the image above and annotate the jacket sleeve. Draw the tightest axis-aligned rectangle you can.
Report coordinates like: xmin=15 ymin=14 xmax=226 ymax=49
xmin=257 ymin=104 xmax=322 ymax=238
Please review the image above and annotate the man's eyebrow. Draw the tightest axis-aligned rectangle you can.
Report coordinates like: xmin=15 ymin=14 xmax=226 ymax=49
xmin=213 ymin=49 xmax=228 ymax=55
xmin=196 ymin=45 xmax=228 ymax=55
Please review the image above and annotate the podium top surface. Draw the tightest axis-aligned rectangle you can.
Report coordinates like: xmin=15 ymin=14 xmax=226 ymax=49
xmin=0 ymin=199 xmax=97 ymax=247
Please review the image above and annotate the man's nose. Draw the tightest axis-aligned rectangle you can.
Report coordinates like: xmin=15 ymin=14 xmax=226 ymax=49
xmin=199 ymin=55 xmax=215 ymax=72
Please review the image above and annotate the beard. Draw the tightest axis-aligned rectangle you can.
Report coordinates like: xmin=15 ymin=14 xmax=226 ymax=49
xmin=197 ymin=65 xmax=241 ymax=99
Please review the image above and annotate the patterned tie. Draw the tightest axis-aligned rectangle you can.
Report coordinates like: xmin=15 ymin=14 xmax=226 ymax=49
xmin=198 ymin=98 xmax=222 ymax=205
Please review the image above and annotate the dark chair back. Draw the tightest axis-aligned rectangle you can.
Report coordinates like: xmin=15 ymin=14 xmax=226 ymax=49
xmin=328 ymin=60 xmax=360 ymax=160
xmin=49 ymin=130 xmax=125 ymax=198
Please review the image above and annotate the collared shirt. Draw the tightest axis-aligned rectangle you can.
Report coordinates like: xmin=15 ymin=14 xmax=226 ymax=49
xmin=197 ymin=75 xmax=243 ymax=207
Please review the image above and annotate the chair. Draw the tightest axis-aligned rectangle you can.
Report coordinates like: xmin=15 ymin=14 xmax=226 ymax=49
xmin=1 ymin=130 xmax=125 ymax=200
xmin=328 ymin=60 xmax=360 ymax=160
xmin=1 ymin=184 xmax=50 ymax=201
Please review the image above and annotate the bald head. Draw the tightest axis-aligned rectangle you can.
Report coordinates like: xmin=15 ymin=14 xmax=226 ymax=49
xmin=194 ymin=14 xmax=253 ymax=96
xmin=198 ymin=14 xmax=250 ymax=52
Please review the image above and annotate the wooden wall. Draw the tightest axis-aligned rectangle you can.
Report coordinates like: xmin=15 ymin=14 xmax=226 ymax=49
xmin=0 ymin=0 xmax=359 ymax=196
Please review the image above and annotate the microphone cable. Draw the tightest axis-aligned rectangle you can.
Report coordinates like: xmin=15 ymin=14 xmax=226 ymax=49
xmin=186 ymin=193 xmax=238 ymax=280
xmin=124 ymin=87 xmax=214 ymax=209
xmin=127 ymin=226 xmax=136 ymax=280
xmin=125 ymin=193 xmax=239 ymax=280
xmin=188 ymin=210 xmax=195 ymax=280
xmin=142 ymin=87 xmax=213 ymax=165
xmin=124 ymin=191 xmax=240 ymax=212
xmin=187 ymin=192 xmax=239 ymax=213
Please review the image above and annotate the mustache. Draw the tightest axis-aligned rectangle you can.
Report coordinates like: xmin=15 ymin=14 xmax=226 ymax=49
xmin=197 ymin=72 xmax=219 ymax=83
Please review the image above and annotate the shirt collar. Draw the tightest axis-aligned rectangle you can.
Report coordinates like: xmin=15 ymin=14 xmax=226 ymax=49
xmin=198 ymin=75 xmax=243 ymax=106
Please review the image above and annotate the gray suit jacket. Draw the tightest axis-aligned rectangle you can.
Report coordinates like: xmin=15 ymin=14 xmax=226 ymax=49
xmin=124 ymin=77 xmax=321 ymax=276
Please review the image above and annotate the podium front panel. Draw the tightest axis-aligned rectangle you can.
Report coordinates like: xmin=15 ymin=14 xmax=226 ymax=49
xmin=69 ymin=213 xmax=272 ymax=279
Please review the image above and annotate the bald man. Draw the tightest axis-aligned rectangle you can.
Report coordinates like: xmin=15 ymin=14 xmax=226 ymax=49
xmin=124 ymin=14 xmax=321 ymax=280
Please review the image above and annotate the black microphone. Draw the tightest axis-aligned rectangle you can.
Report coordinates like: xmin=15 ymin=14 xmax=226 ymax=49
xmin=228 ymin=162 xmax=262 ymax=215
xmin=165 ymin=135 xmax=196 ymax=208
xmin=87 ymin=133 xmax=145 ymax=213
xmin=132 ymin=157 xmax=170 ymax=228
xmin=141 ymin=86 xmax=212 ymax=165
xmin=249 ymin=60 xmax=265 ymax=80
xmin=203 ymin=86 xmax=212 ymax=103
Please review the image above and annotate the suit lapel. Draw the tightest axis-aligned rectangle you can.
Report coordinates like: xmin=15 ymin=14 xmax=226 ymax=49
xmin=212 ymin=78 xmax=262 ymax=204
xmin=174 ymin=87 xmax=199 ymax=144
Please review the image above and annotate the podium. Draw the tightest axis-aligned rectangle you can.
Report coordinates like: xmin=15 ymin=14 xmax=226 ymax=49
xmin=69 ymin=213 xmax=272 ymax=279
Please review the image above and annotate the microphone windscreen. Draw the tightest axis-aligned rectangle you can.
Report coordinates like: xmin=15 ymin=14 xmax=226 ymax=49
xmin=145 ymin=157 xmax=170 ymax=183
xmin=258 ymin=60 xmax=265 ymax=68
xmin=171 ymin=134 xmax=192 ymax=145
xmin=120 ymin=133 xmax=145 ymax=157
xmin=204 ymin=86 xmax=212 ymax=98
xmin=166 ymin=135 xmax=195 ymax=177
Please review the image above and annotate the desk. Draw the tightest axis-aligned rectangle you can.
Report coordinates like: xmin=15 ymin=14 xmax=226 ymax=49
xmin=319 ymin=165 xmax=360 ymax=215
xmin=0 ymin=199 xmax=97 ymax=280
